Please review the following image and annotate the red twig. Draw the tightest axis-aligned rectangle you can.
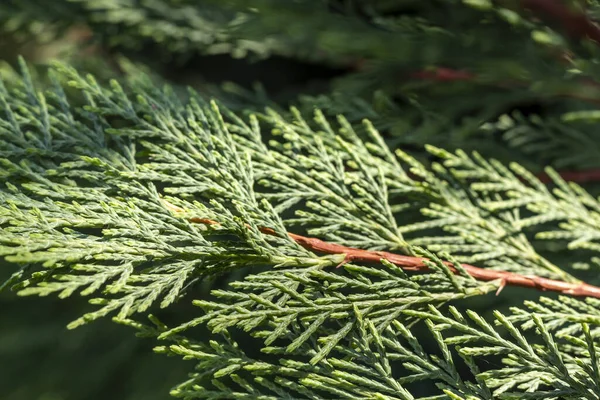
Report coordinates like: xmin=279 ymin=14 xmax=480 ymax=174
xmin=283 ymin=230 xmax=600 ymax=298
xmin=176 ymin=211 xmax=600 ymax=299
xmin=411 ymin=66 xmax=600 ymax=105
xmin=410 ymin=68 xmax=475 ymax=82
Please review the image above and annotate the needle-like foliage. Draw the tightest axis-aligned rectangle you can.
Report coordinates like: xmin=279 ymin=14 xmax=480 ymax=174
xmin=2 ymin=58 xmax=600 ymax=398
xmin=5 ymin=1 xmax=600 ymax=399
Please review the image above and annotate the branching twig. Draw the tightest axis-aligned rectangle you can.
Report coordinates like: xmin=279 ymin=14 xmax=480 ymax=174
xmin=172 ymin=208 xmax=600 ymax=299
xmin=281 ymin=228 xmax=600 ymax=298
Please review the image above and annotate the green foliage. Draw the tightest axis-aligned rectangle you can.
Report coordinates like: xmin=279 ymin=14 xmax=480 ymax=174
xmin=1 ymin=58 xmax=600 ymax=398
xmin=4 ymin=0 xmax=600 ymax=399
xmin=5 ymin=0 xmax=600 ymax=170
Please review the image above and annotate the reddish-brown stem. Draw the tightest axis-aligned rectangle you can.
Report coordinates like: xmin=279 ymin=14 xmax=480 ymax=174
xmin=183 ymin=215 xmax=600 ymax=299
xmin=285 ymin=230 xmax=600 ymax=298
xmin=410 ymin=68 xmax=476 ymax=82
xmin=410 ymin=66 xmax=600 ymax=104
xmin=536 ymin=169 xmax=600 ymax=183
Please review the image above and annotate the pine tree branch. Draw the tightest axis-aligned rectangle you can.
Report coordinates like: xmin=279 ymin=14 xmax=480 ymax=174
xmin=172 ymin=204 xmax=600 ymax=299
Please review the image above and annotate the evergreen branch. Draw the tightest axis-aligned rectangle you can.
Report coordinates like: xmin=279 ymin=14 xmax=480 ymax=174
xmin=149 ymin=250 xmax=499 ymax=398
xmin=508 ymin=295 xmax=600 ymax=336
xmin=406 ymin=304 xmax=600 ymax=399
xmin=480 ymin=111 xmax=600 ymax=180
xmin=427 ymin=147 xmax=600 ymax=255
xmin=120 ymin=302 xmax=496 ymax=399
xmin=6 ymin=58 xmax=598 ymax=328
xmin=252 ymin=107 xmax=578 ymax=282
xmin=126 ymin=264 xmax=600 ymax=399
xmin=174 ymin=209 xmax=600 ymax=299
xmin=6 ymin=2 xmax=600 ymax=399
xmin=5 ymin=61 xmax=600 ymax=399
xmin=410 ymin=67 xmax=475 ymax=82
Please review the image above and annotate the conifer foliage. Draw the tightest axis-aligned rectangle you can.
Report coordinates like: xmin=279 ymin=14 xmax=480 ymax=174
xmin=4 ymin=1 xmax=600 ymax=399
